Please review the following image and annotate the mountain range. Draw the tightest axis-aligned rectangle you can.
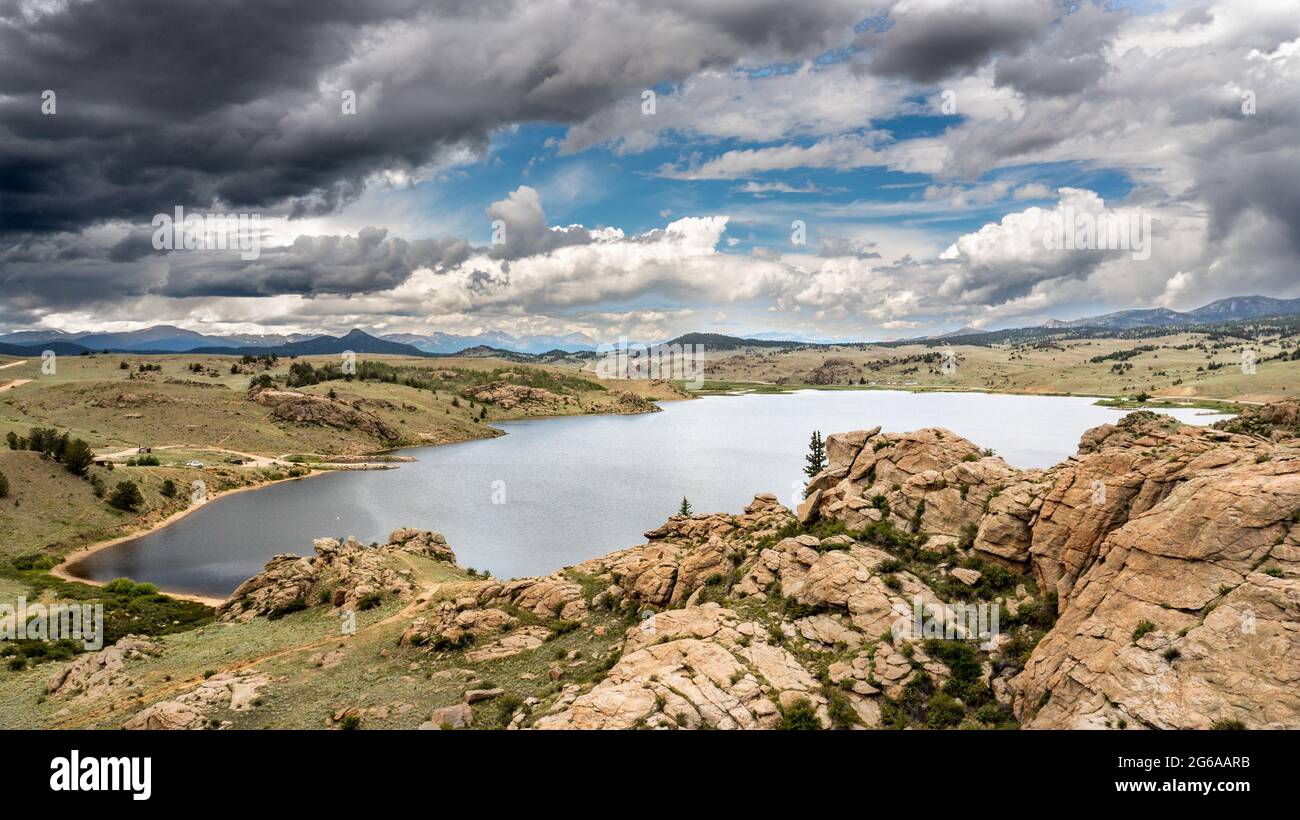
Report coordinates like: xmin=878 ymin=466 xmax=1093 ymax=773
xmin=1 ymin=294 xmax=1297 ymax=357
xmin=0 ymin=326 xmax=595 ymax=356
xmin=1039 ymin=295 xmax=1300 ymax=330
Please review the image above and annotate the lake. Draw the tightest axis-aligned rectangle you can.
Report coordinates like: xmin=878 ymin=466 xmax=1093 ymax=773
xmin=66 ymin=391 xmax=1227 ymax=598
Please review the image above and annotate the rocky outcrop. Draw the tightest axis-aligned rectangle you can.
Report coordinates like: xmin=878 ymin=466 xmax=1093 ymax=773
xmin=252 ymin=388 xmax=400 ymax=442
xmin=123 ymin=671 xmax=270 ymax=730
xmin=611 ymin=390 xmax=659 ymax=413
xmin=386 ymin=528 xmax=458 ymax=563
xmin=1030 ymin=413 xmax=1263 ymax=602
xmin=399 ymin=601 xmax=516 ymax=649
xmin=46 ymin=636 xmax=163 ymax=700
xmin=793 ymin=403 xmax=1300 ymax=729
xmin=535 ymin=604 xmax=820 ymax=729
xmin=1011 ymin=456 xmax=1300 ymax=728
xmin=218 ymin=528 xmax=451 ymax=621
xmin=805 ymin=427 xmax=1019 ymax=545
xmin=807 ymin=358 xmax=858 ymax=385
xmin=1213 ymin=398 xmax=1300 ymax=441
xmin=573 ymin=493 xmax=794 ymax=610
xmin=477 ymin=574 xmax=589 ymax=621
xmin=464 ymin=381 xmax=574 ymax=409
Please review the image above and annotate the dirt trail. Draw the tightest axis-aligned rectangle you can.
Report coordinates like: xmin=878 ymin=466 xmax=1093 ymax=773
xmin=0 ymin=379 xmax=31 ymax=393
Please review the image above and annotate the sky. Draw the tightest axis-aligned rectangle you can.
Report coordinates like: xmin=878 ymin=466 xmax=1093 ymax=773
xmin=0 ymin=0 xmax=1297 ymax=343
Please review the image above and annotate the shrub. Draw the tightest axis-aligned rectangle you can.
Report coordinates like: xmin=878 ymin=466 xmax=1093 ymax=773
xmin=824 ymin=688 xmax=858 ymax=729
xmin=925 ymin=692 xmax=965 ymax=728
xmin=103 ymin=578 xmax=159 ymax=597
xmin=777 ymin=697 xmax=821 ymax=730
xmin=356 ymin=591 xmax=382 ymax=611
xmin=108 ymin=480 xmax=144 ymax=512
xmin=1131 ymin=619 xmax=1156 ymax=643
xmin=12 ymin=553 xmax=58 ymax=571
xmin=160 ymin=479 xmax=177 ymax=498
xmin=0 ymin=470 xmax=8 ymax=499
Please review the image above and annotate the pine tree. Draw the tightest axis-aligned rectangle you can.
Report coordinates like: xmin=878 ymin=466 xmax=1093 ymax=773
xmin=108 ymin=480 xmax=144 ymax=512
xmin=804 ymin=430 xmax=827 ymax=481
xmin=678 ymin=496 xmax=693 ymax=517
xmin=61 ymin=438 xmax=94 ymax=476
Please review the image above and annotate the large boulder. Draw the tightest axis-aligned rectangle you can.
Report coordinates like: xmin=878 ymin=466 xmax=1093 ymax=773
xmin=535 ymin=605 xmax=820 ymax=729
xmin=1012 ymin=457 xmax=1300 ymax=728
xmin=46 ymin=636 xmax=163 ymax=700
xmin=123 ymin=671 xmax=270 ymax=730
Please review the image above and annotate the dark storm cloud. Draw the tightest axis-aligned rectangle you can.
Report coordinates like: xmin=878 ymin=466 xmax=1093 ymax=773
xmin=992 ymin=2 xmax=1125 ymax=97
xmin=157 ymin=228 xmax=473 ymax=297
xmin=855 ymin=0 xmax=1057 ymax=84
xmin=0 ymin=0 xmax=862 ymax=235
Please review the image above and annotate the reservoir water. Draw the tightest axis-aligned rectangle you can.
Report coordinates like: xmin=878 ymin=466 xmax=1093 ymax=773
xmin=67 ymin=391 xmax=1226 ymax=598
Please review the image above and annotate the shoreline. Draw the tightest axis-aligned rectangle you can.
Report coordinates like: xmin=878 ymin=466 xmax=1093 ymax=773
xmin=689 ymin=380 xmax=1246 ymax=411
xmin=50 ymin=469 xmax=334 ymax=607
xmin=45 ymin=395 xmax=680 ymax=603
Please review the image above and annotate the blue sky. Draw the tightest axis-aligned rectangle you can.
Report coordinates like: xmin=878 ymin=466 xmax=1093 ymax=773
xmin=4 ymin=0 xmax=1296 ymax=342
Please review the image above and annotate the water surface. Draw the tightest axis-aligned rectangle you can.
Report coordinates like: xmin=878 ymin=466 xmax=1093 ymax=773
xmin=69 ymin=391 xmax=1225 ymax=597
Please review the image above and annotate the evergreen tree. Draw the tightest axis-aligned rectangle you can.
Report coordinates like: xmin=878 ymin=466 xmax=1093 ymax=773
xmin=0 ymin=470 xmax=9 ymax=499
xmin=108 ymin=480 xmax=144 ymax=512
xmin=804 ymin=430 xmax=827 ymax=480
xmin=61 ymin=438 xmax=94 ymax=476
xmin=678 ymin=496 xmax=693 ymax=517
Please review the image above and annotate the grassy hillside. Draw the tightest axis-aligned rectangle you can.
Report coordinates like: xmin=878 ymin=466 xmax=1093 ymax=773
xmin=679 ymin=329 xmax=1299 ymax=404
xmin=0 ymin=352 xmax=680 ymax=457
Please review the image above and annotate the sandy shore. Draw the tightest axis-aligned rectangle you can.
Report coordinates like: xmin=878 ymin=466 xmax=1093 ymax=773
xmin=50 ymin=469 xmax=332 ymax=607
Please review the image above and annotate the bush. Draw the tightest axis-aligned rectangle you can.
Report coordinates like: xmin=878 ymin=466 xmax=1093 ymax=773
xmin=12 ymin=553 xmax=58 ymax=571
xmin=925 ymin=692 xmax=965 ymax=728
xmin=1131 ymin=619 xmax=1156 ymax=643
xmin=777 ymin=697 xmax=821 ymax=730
xmin=160 ymin=479 xmax=177 ymax=498
xmin=102 ymin=578 xmax=159 ymax=597
xmin=824 ymin=688 xmax=858 ymax=729
xmin=0 ymin=470 xmax=8 ymax=499
xmin=108 ymin=480 xmax=144 ymax=512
